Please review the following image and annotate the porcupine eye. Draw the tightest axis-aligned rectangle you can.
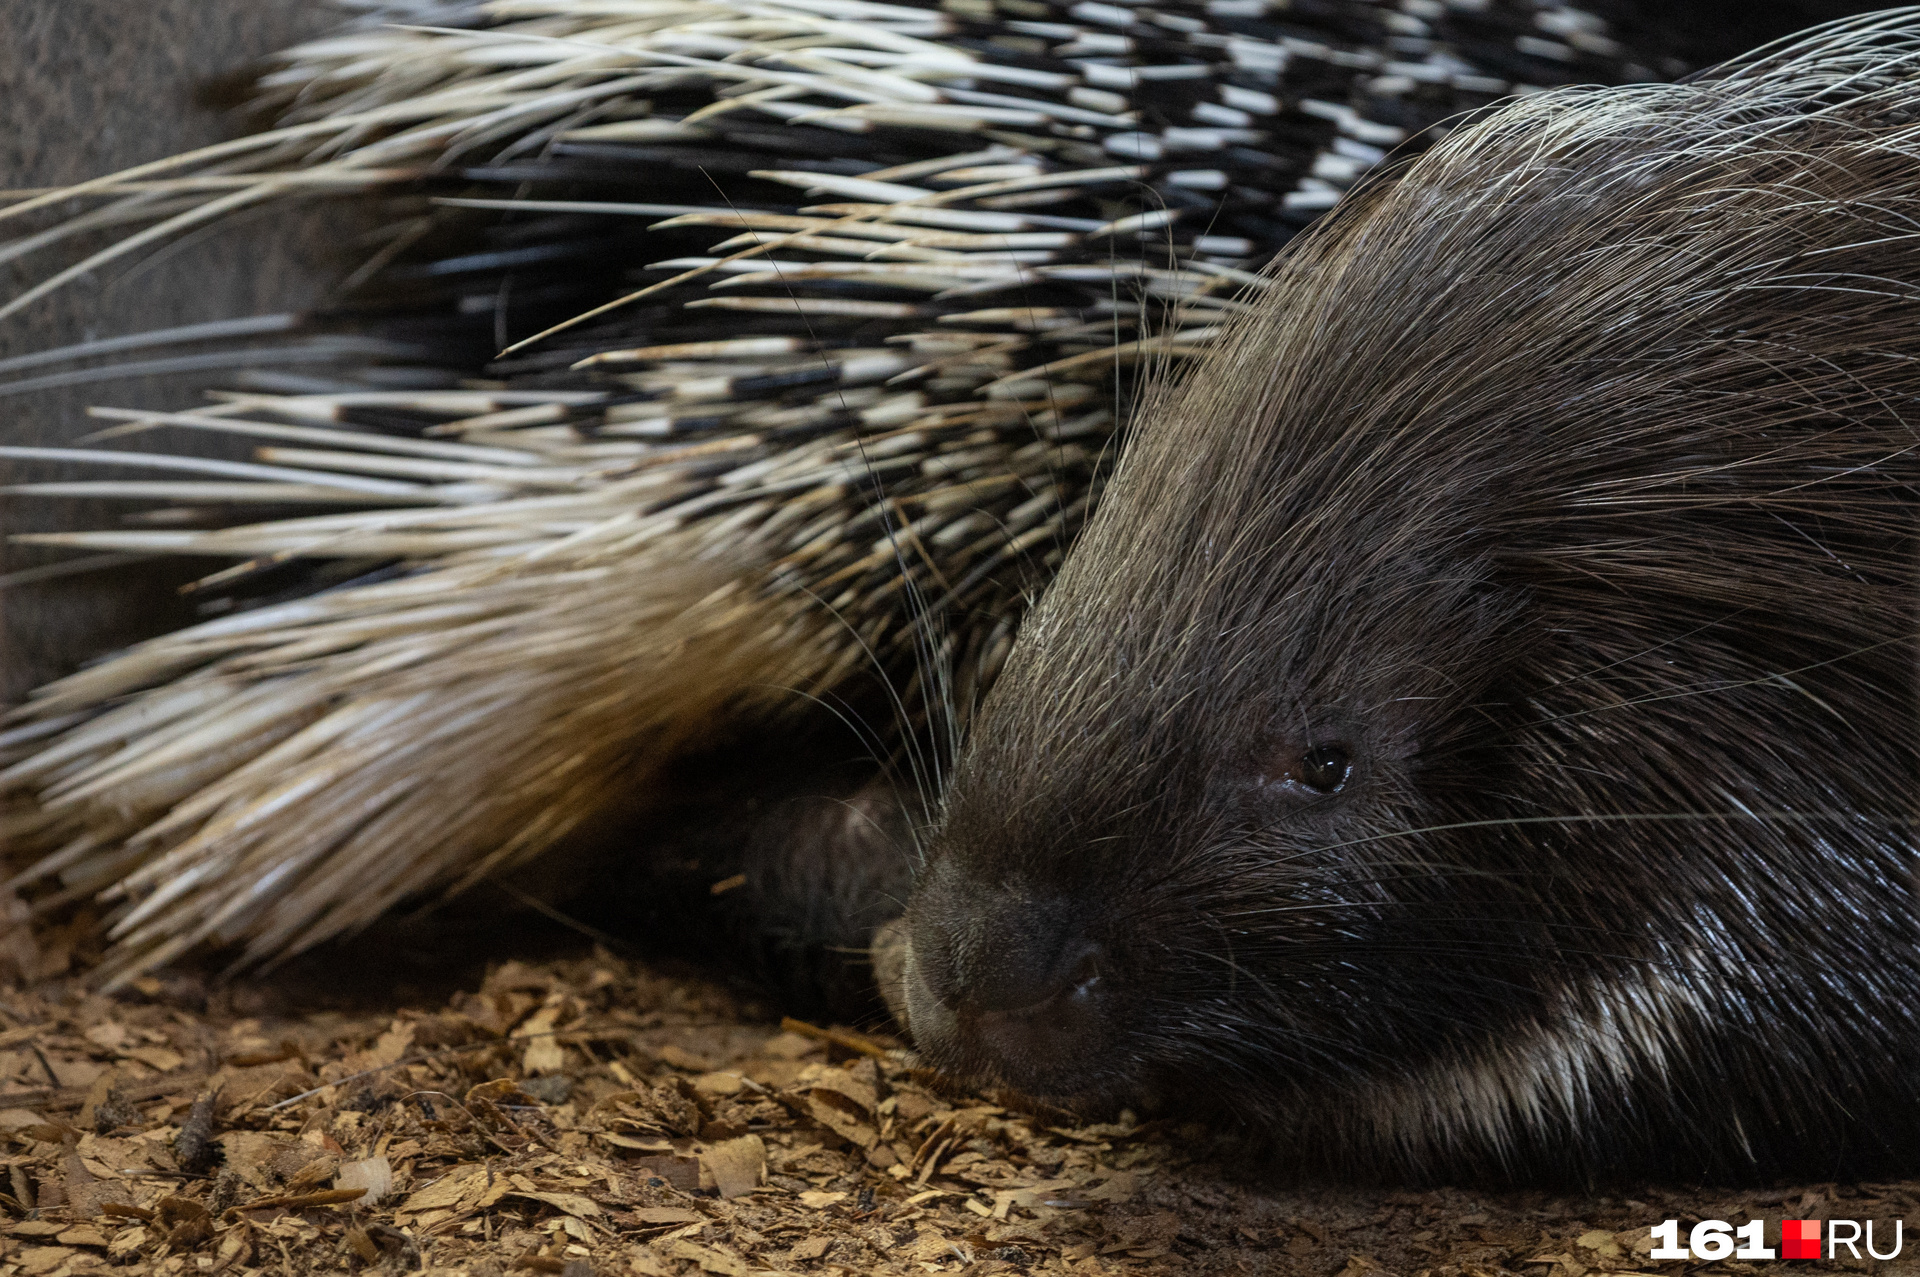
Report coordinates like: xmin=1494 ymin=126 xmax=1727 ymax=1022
xmin=1299 ymin=745 xmax=1351 ymax=793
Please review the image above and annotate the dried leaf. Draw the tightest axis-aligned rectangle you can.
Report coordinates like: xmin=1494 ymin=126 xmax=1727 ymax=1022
xmin=699 ymin=1135 xmax=765 ymax=1200
xmin=510 ymin=1190 xmax=605 ymax=1219
xmin=805 ymin=1091 xmax=879 ymax=1150
xmin=630 ymin=1207 xmax=702 ymax=1226
xmin=335 ymin=1156 xmax=392 ymax=1205
xmin=669 ymin=1240 xmax=752 ymax=1276
xmin=397 ymin=1163 xmax=489 ymax=1214
xmin=126 ymin=1046 xmax=185 ymax=1072
xmin=523 ymin=1037 xmax=567 ymax=1074
xmin=349 ymin=1021 xmax=416 ymax=1071
xmin=693 ymin=1071 xmax=746 ymax=1096
xmin=18 ymin=1247 xmax=75 ymax=1275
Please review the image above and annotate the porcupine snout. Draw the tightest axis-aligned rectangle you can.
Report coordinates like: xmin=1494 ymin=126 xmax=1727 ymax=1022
xmin=899 ymin=860 xmax=1114 ymax=1097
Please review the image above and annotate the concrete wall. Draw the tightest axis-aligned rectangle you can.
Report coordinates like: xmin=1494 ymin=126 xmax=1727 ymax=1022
xmin=0 ymin=0 xmax=335 ymax=699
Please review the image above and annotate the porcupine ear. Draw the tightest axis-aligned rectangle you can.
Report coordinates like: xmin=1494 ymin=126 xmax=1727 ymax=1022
xmin=0 ymin=1 xmax=1670 ymax=984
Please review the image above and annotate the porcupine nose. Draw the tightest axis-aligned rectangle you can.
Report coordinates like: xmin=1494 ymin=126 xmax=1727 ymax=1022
xmin=967 ymin=941 xmax=1105 ymax=1078
xmin=901 ymin=876 xmax=1108 ymax=1092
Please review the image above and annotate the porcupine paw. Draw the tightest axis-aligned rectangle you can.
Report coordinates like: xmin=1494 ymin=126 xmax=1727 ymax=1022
xmin=578 ymin=758 xmax=917 ymax=1028
xmin=705 ymin=777 xmax=917 ymax=1027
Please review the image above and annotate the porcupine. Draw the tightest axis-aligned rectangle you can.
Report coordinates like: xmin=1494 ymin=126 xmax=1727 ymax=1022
xmin=0 ymin=0 xmax=1907 ymax=1184
xmin=894 ymin=11 xmax=1920 ymax=1182
xmin=0 ymin=0 xmax=1668 ymax=979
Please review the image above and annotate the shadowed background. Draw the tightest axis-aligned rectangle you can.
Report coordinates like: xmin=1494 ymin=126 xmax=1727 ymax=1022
xmin=0 ymin=0 xmax=335 ymax=701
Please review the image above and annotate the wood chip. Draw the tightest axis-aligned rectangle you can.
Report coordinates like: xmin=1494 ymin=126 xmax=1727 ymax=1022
xmin=700 ymin=1135 xmax=766 ymax=1200
xmin=511 ymin=1190 xmax=605 ymax=1219
xmin=0 ymin=938 xmax=1889 ymax=1277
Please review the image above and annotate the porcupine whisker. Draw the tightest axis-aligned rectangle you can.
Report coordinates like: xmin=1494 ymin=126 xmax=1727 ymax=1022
xmin=1146 ymin=899 xmax=1663 ymax=962
xmin=849 ymin=461 xmax=958 ymax=819
xmin=1301 ymin=810 xmax=1907 ymax=861
xmin=1525 ymin=604 xmax=1766 ymax=691
xmin=1262 ymin=941 xmax=1671 ymax=978
xmin=759 ymin=649 xmax=935 ymax=865
xmin=820 ymin=778 xmax=937 ymax=878
xmin=1123 ymin=854 xmax=1666 ymax=925
xmin=1152 ymin=1006 xmax=1408 ymax=1081
xmin=1149 ymin=1030 xmax=1363 ymax=1093
xmin=1523 ymin=635 xmax=1915 ymax=729
xmin=1164 ymin=977 xmax=1547 ymax=1045
xmin=757 ymin=682 xmax=899 ymax=784
xmin=1169 ymin=1006 xmax=1583 ymax=1096
xmin=720 ymin=164 xmax=955 ymax=832
xmin=755 ymin=199 xmax=965 ymax=823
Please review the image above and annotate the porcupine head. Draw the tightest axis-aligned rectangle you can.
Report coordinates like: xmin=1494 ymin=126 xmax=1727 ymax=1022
xmin=893 ymin=23 xmax=1920 ymax=1182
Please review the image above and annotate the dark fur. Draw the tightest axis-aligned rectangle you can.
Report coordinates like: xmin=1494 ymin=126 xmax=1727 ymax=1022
xmin=584 ymin=745 xmax=913 ymax=1021
xmin=898 ymin=17 xmax=1920 ymax=1182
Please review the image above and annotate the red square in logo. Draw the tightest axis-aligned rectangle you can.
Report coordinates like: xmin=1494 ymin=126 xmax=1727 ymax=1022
xmin=1782 ymin=1219 xmax=1821 ymax=1260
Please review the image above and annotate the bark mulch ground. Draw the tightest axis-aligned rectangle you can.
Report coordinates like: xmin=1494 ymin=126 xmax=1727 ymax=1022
xmin=0 ymin=918 xmax=1913 ymax=1277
